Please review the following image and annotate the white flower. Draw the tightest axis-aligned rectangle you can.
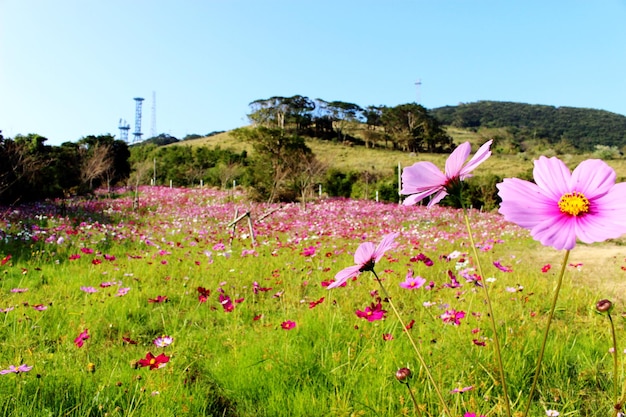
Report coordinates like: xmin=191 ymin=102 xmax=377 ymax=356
xmin=546 ymin=410 xmax=560 ymax=417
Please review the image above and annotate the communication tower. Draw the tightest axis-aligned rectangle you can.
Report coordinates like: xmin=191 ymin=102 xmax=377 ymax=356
xmin=118 ymin=118 xmax=131 ymax=142
xmin=150 ymin=91 xmax=157 ymax=138
xmin=415 ymin=79 xmax=422 ymax=104
xmin=133 ymin=97 xmax=144 ymax=142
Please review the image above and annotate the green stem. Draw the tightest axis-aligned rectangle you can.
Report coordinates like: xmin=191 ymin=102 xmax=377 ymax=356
xmin=522 ymin=249 xmax=570 ymax=417
xmin=405 ymin=382 xmax=424 ymax=417
xmin=372 ymin=270 xmax=452 ymax=417
xmin=463 ymin=209 xmax=512 ymax=417
xmin=608 ymin=313 xmax=619 ymax=417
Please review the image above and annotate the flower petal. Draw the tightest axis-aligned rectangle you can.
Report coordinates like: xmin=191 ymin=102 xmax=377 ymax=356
xmin=570 ymin=159 xmax=616 ymax=198
xmin=444 ymin=142 xmax=471 ymax=178
xmin=427 ymin=189 xmax=448 ymax=207
xmin=373 ymin=232 xmax=399 ymax=263
xmin=531 ymin=214 xmax=577 ymax=250
xmin=328 ymin=265 xmax=362 ymax=289
xmin=402 ymin=188 xmax=440 ymax=206
xmin=533 ymin=156 xmax=571 ymax=201
xmin=402 ymin=162 xmax=446 ymax=192
xmin=459 ymin=140 xmax=493 ymax=178
xmin=353 ymin=242 xmax=376 ymax=265
xmin=497 ymin=178 xmax=558 ymax=229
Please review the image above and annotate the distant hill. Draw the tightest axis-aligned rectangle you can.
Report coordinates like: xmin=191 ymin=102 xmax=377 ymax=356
xmin=430 ymin=101 xmax=626 ymax=151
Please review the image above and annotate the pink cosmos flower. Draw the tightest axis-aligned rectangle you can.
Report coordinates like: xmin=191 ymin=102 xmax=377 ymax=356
xmin=0 ymin=364 xmax=32 ymax=375
xmin=74 ymin=329 xmax=89 ymax=348
xmin=328 ymin=232 xmax=399 ymax=289
xmin=80 ymin=286 xmax=98 ymax=293
xmin=399 ymin=270 xmax=426 ymax=290
xmin=219 ymin=294 xmax=234 ymax=312
xmin=355 ymin=302 xmax=387 ymax=322
xmin=401 ymin=140 xmax=493 ymax=207
xmin=301 ymin=246 xmax=316 ymax=257
xmin=440 ymin=309 xmax=466 ymax=325
xmin=493 ymin=260 xmax=512 ymax=272
xmin=497 ymin=157 xmax=626 ymax=250
xmin=153 ymin=336 xmax=173 ymax=348
xmin=281 ymin=320 xmax=296 ymax=330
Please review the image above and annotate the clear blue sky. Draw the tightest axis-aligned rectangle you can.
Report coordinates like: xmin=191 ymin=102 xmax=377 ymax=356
xmin=2 ymin=0 xmax=626 ymax=146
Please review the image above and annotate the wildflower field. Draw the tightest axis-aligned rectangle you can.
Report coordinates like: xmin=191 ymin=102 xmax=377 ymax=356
xmin=0 ymin=184 xmax=624 ymax=417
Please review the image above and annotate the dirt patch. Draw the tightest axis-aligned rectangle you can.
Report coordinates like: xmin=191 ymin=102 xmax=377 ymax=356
xmin=529 ymin=243 xmax=626 ymax=301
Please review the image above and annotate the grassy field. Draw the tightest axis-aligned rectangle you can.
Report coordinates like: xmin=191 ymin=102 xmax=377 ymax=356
xmin=179 ymin=127 xmax=626 ymax=180
xmin=0 ymin=184 xmax=625 ymax=416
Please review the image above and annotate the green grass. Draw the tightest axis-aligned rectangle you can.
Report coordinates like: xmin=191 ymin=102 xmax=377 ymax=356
xmin=0 ymin=189 xmax=624 ymax=416
xmin=181 ymin=128 xmax=626 ymax=180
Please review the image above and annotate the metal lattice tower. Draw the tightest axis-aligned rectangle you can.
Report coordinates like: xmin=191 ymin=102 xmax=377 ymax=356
xmin=118 ymin=118 xmax=131 ymax=142
xmin=150 ymin=91 xmax=157 ymax=138
xmin=415 ymin=79 xmax=422 ymax=104
xmin=133 ymin=97 xmax=144 ymax=142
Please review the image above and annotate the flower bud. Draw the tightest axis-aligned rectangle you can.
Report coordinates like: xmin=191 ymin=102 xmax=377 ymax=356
xmin=395 ymin=367 xmax=412 ymax=383
xmin=596 ymin=299 xmax=613 ymax=313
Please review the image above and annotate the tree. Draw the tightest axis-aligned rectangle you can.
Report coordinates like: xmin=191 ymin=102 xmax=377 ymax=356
xmin=0 ymin=134 xmax=51 ymax=204
xmin=232 ymin=126 xmax=314 ymax=202
xmin=381 ymin=103 xmax=453 ymax=152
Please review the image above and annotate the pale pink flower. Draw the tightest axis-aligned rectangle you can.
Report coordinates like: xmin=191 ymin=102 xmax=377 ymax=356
xmin=399 ymin=270 xmax=426 ymax=290
xmin=328 ymin=232 xmax=399 ymax=289
xmin=497 ymin=157 xmax=626 ymax=250
xmin=401 ymin=140 xmax=492 ymax=207
xmin=0 ymin=364 xmax=32 ymax=374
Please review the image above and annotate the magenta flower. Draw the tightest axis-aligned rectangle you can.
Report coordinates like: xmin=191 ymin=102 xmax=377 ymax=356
xmin=440 ymin=309 xmax=466 ymax=325
xmin=0 ymin=364 xmax=32 ymax=375
xmin=219 ymin=294 xmax=234 ymax=312
xmin=281 ymin=320 xmax=296 ymax=330
xmin=355 ymin=302 xmax=387 ymax=322
xmin=74 ymin=329 xmax=90 ymax=348
xmin=80 ymin=286 xmax=98 ymax=293
xmin=328 ymin=232 xmax=399 ymax=289
xmin=497 ymin=157 xmax=626 ymax=250
xmin=401 ymin=140 xmax=492 ymax=207
xmin=399 ymin=270 xmax=426 ymax=290
xmin=301 ymin=246 xmax=316 ymax=257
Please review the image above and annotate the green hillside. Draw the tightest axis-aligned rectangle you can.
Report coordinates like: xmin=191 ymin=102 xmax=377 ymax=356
xmin=431 ymin=101 xmax=626 ymax=151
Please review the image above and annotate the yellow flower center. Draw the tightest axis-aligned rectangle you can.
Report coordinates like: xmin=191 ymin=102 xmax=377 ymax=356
xmin=558 ymin=192 xmax=590 ymax=216
xmin=149 ymin=359 xmax=156 ymax=365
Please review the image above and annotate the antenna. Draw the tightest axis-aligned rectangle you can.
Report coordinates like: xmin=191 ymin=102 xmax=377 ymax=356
xmin=118 ymin=118 xmax=130 ymax=142
xmin=415 ymin=79 xmax=422 ymax=104
xmin=150 ymin=91 xmax=157 ymax=138
xmin=133 ymin=97 xmax=144 ymax=142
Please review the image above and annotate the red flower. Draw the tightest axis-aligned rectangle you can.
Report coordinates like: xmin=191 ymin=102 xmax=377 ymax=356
xmin=219 ymin=294 xmax=234 ymax=312
xmin=148 ymin=295 xmax=168 ymax=303
xmin=309 ymin=297 xmax=325 ymax=309
xmin=122 ymin=336 xmax=138 ymax=345
xmin=74 ymin=329 xmax=89 ymax=348
xmin=541 ymin=264 xmax=551 ymax=273
xmin=197 ymin=286 xmax=210 ymax=303
xmin=137 ymin=352 xmax=170 ymax=370
xmin=382 ymin=333 xmax=394 ymax=341
xmin=0 ymin=254 xmax=11 ymax=266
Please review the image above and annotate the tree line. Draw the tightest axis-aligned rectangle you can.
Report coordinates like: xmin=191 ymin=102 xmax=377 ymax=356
xmin=431 ymin=101 xmax=626 ymax=152
xmin=0 ymin=131 xmax=130 ymax=205
xmin=248 ymin=95 xmax=454 ymax=153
